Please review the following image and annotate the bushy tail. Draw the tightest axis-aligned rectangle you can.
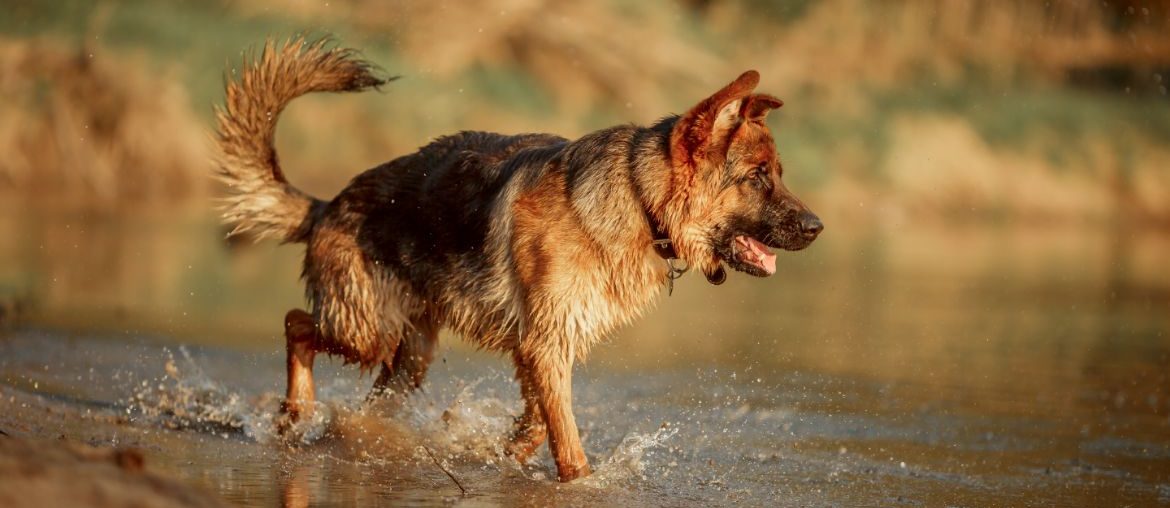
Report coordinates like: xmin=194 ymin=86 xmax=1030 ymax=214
xmin=214 ymin=37 xmax=388 ymax=243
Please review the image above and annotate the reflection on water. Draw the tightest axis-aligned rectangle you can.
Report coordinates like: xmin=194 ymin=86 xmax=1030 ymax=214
xmin=1 ymin=207 xmax=1168 ymax=506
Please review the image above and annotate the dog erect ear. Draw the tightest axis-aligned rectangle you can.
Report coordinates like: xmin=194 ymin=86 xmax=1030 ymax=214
xmin=743 ymin=94 xmax=783 ymax=123
xmin=670 ymin=70 xmax=760 ymax=170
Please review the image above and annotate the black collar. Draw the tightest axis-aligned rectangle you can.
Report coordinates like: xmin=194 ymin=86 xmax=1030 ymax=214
xmin=645 ymin=208 xmax=678 ymax=261
xmin=643 ymin=206 xmax=688 ymax=294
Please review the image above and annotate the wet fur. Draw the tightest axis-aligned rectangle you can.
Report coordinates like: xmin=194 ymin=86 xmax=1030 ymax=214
xmin=215 ymin=38 xmax=819 ymax=482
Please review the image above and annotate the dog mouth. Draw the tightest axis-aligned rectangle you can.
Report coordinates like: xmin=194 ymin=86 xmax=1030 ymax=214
xmin=732 ymin=235 xmax=776 ymax=275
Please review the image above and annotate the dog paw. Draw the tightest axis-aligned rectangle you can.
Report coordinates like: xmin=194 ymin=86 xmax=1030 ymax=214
xmin=274 ymin=401 xmax=328 ymax=444
xmin=504 ymin=420 xmax=547 ymax=464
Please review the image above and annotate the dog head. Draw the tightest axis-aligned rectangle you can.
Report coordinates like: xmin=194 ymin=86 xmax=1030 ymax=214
xmin=666 ymin=70 xmax=822 ymax=282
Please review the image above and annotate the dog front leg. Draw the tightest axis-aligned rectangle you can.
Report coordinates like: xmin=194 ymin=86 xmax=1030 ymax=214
xmin=522 ymin=346 xmax=590 ymax=482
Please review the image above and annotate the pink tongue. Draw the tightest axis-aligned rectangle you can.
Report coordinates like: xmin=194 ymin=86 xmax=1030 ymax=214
xmin=742 ymin=236 xmax=777 ymax=274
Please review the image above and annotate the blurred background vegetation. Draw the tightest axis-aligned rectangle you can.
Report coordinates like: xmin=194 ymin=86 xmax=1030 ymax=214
xmin=2 ymin=0 xmax=1168 ymax=223
xmin=1 ymin=0 xmax=1169 ymax=343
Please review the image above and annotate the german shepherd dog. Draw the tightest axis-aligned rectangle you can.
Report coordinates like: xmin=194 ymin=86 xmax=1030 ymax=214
xmin=214 ymin=38 xmax=822 ymax=482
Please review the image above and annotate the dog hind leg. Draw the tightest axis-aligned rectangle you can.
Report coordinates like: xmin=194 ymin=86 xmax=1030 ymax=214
xmin=505 ymin=350 xmax=548 ymax=463
xmin=370 ymin=318 xmax=438 ymax=399
xmin=507 ymin=351 xmax=547 ymax=463
xmin=281 ymin=309 xmax=319 ymax=424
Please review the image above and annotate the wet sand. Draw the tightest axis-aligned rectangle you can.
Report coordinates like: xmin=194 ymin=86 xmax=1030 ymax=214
xmin=0 ymin=434 xmax=227 ymax=508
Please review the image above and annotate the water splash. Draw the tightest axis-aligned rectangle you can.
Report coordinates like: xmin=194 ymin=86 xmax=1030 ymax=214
xmin=416 ymin=377 xmax=517 ymax=455
xmin=126 ymin=349 xmax=679 ymax=487
xmin=128 ymin=347 xmax=331 ymax=444
xmin=581 ymin=425 xmax=679 ymax=487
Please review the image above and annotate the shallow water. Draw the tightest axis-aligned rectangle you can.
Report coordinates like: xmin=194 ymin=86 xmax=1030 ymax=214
xmin=1 ymin=209 xmax=1169 ymax=506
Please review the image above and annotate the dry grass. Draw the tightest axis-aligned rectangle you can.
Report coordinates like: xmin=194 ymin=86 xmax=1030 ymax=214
xmin=239 ymin=0 xmax=727 ymax=117
xmin=0 ymin=36 xmax=208 ymax=208
xmin=709 ymin=0 xmax=1170 ymax=92
xmin=1 ymin=0 xmax=1168 ymax=223
xmin=253 ymin=0 xmax=1170 ymax=106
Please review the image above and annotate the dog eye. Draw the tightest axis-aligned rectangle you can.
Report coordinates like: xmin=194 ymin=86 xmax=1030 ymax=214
xmin=747 ymin=166 xmax=768 ymax=182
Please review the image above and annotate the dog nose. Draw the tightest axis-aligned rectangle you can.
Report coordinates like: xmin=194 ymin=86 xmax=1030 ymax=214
xmin=799 ymin=212 xmax=823 ymax=237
